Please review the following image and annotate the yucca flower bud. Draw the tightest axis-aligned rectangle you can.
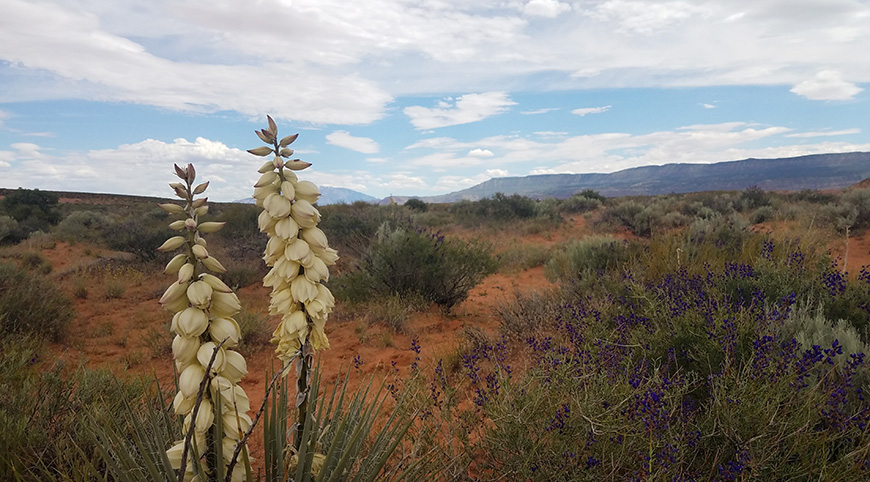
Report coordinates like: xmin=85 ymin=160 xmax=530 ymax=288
xmin=197 ymin=341 xmax=226 ymax=374
xmin=172 ymin=335 xmax=200 ymax=365
xmin=209 ymin=317 xmax=241 ymax=347
xmin=186 ymin=280 xmax=213 ymax=309
xmin=221 ymin=350 xmax=247 ymax=383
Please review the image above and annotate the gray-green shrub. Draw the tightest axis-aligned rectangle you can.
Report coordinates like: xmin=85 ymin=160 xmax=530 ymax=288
xmin=0 ymin=263 xmax=74 ymax=341
xmin=333 ymin=222 xmax=497 ymax=310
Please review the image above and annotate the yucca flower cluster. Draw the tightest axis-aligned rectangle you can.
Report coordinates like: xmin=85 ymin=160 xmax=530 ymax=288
xmin=249 ymin=117 xmax=338 ymax=363
xmin=157 ymin=164 xmax=251 ymax=482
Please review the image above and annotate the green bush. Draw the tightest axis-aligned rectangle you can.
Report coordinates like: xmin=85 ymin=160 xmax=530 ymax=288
xmin=54 ymin=210 xmax=114 ymax=244
xmin=0 ymin=215 xmax=18 ymax=244
xmin=106 ymin=211 xmax=171 ymax=262
xmin=749 ymin=205 xmax=775 ymax=224
xmin=544 ymin=236 xmax=637 ymax=283
xmin=333 ymin=222 xmax=497 ymax=310
xmin=319 ymin=201 xmax=398 ymax=261
xmin=0 ymin=263 xmax=74 ymax=341
xmin=598 ymin=200 xmax=650 ymax=236
xmin=0 ymin=188 xmax=61 ymax=241
xmin=404 ymin=198 xmax=428 ymax=212
xmin=558 ymin=194 xmax=602 ymax=214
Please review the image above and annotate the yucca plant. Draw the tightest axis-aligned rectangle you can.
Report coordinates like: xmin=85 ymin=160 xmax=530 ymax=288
xmin=88 ymin=117 xmax=428 ymax=482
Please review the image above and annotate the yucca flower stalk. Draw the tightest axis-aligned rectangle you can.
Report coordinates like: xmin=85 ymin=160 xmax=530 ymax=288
xmin=157 ymin=164 xmax=252 ymax=482
xmin=249 ymin=116 xmax=338 ymax=455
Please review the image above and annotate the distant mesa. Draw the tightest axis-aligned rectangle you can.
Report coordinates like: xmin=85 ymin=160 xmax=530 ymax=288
xmin=382 ymin=152 xmax=870 ymax=204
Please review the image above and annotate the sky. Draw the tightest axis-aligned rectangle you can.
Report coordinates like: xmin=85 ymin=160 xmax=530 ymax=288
xmin=1 ymin=0 xmax=869 ymax=202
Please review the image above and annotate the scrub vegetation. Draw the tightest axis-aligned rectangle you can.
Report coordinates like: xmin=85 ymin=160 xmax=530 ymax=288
xmin=3 ymin=124 xmax=870 ymax=480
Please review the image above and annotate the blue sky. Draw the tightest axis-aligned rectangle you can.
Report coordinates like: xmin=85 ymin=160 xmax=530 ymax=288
xmin=1 ymin=0 xmax=869 ymax=202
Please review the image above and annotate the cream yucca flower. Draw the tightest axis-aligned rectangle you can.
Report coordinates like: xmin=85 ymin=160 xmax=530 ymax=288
xmin=248 ymin=117 xmax=337 ymax=363
xmin=157 ymin=163 xmax=252 ymax=479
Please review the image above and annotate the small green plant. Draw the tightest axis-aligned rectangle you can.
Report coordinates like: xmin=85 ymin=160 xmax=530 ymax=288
xmin=72 ymin=277 xmax=89 ymax=299
xmin=0 ymin=262 xmax=74 ymax=341
xmin=92 ymin=321 xmax=115 ymax=337
xmin=104 ymin=278 xmax=126 ymax=299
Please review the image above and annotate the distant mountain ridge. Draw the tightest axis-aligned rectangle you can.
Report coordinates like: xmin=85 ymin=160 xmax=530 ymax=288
xmin=237 ymin=185 xmax=377 ymax=205
xmin=403 ymin=152 xmax=870 ymax=203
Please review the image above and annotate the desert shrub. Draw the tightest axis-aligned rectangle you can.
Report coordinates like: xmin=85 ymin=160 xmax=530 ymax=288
xmin=210 ymin=202 xmax=267 ymax=262
xmin=682 ymin=201 xmax=718 ymax=220
xmin=497 ymin=243 xmax=551 ymax=272
xmin=545 ymin=236 xmax=638 ymax=283
xmin=0 ymin=215 xmax=18 ymax=244
xmin=333 ymin=222 xmax=497 ymax=310
xmin=496 ymin=289 xmax=565 ymax=338
xmin=781 ymin=300 xmax=870 ymax=364
xmin=20 ymin=250 xmax=48 ymax=270
xmin=749 ymin=205 xmax=775 ymax=224
xmin=413 ymin=208 xmax=455 ymax=228
xmin=598 ymin=200 xmax=650 ymax=236
xmin=558 ymin=194 xmax=602 ymax=213
xmin=0 ymin=188 xmax=61 ymax=241
xmin=404 ymin=198 xmax=428 ymax=212
xmin=686 ymin=213 xmax=750 ymax=252
xmin=235 ymin=304 xmax=270 ymax=353
xmin=576 ymin=189 xmax=605 ymax=202
xmin=786 ymin=189 xmax=837 ymax=205
xmin=684 ymin=191 xmax=737 ymax=216
xmin=54 ymin=210 xmax=114 ymax=244
xmin=838 ymin=187 xmax=870 ymax=229
xmin=364 ymin=292 xmax=422 ymax=333
xmin=449 ymin=193 xmax=552 ymax=228
xmin=738 ymin=185 xmax=770 ymax=211
xmin=0 ymin=335 xmax=153 ymax=476
xmin=319 ymin=201 xmax=398 ymax=261
xmin=106 ymin=209 xmax=172 ymax=262
xmin=0 ymin=263 xmax=74 ymax=341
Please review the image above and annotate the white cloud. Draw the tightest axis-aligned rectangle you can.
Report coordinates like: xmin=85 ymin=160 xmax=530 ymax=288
xmin=584 ymin=0 xmax=709 ymax=34
xmin=0 ymin=137 xmax=258 ymax=202
xmin=534 ymin=131 xmax=569 ymax=139
xmin=365 ymin=157 xmax=390 ymax=164
xmin=786 ymin=128 xmax=861 ymax=138
xmin=523 ymin=0 xmax=572 ymax=18
xmin=572 ymin=105 xmax=611 ymax=116
xmin=2 ymin=0 xmax=870 ymax=122
xmin=486 ymin=169 xmax=509 ymax=177
xmin=790 ymin=70 xmax=864 ymax=100
xmin=325 ymin=131 xmax=380 ymax=154
xmin=521 ymin=107 xmax=560 ymax=115
xmin=702 ymin=103 xmax=716 ymax=109
xmin=0 ymin=0 xmax=392 ymax=125
xmin=404 ymin=92 xmax=517 ymax=129
xmin=468 ymin=148 xmax=494 ymax=157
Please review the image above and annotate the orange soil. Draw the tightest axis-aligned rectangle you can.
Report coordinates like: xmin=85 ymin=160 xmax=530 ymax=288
xmin=35 ymin=214 xmax=590 ymax=468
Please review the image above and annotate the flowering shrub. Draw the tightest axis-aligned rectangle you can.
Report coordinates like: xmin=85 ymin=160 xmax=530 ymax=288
xmin=416 ymin=232 xmax=870 ymax=480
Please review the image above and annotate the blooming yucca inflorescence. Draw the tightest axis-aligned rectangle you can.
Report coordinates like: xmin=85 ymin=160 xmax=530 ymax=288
xmin=157 ymin=164 xmax=251 ymax=482
xmin=248 ymin=116 xmax=338 ymax=364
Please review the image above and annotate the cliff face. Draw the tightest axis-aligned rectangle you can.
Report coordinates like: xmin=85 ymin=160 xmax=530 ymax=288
xmin=420 ymin=152 xmax=870 ymax=202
